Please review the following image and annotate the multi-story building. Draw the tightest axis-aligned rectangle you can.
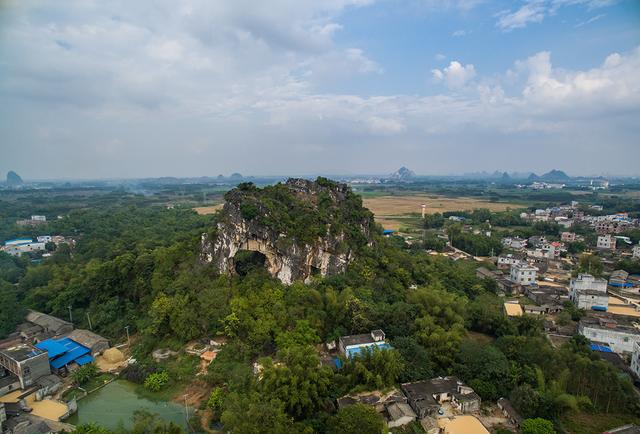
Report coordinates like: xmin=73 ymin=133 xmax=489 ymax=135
xmin=597 ymin=234 xmax=616 ymax=250
xmin=561 ymin=232 xmax=576 ymax=242
xmin=0 ymin=344 xmax=50 ymax=389
xmin=631 ymin=341 xmax=640 ymax=379
xmin=633 ymin=244 xmax=640 ymax=259
xmin=569 ymin=273 xmax=608 ymax=311
xmin=510 ymin=263 xmax=538 ymax=286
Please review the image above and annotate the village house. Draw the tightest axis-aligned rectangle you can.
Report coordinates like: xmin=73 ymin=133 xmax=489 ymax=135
xmin=401 ymin=376 xmax=480 ymax=419
xmin=633 ymin=243 xmax=640 ymax=259
xmin=510 ymin=263 xmax=538 ymax=286
xmin=631 ymin=341 xmax=640 ymax=379
xmin=497 ymin=398 xmax=523 ymax=428
xmin=0 ymin=344 xmax=51 ymax=390
xmin=570 ymin=273 xmax=609 ymax=311
xmin=561 ymin=232 xmax=577 ymax=242
xmin=579 ymin=316 xmax=640 ymax=354
xmin=597 ymin=235 xmax=616 ymax=250
xmin=338 ymin=330 xmax=389 ymax=359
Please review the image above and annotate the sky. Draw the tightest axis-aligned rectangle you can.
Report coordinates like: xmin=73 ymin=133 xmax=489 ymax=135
xmin=0 ymin=0 xmax=639 ymax=180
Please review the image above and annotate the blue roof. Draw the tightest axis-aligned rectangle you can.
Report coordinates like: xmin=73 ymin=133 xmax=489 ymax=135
xmin=75 ymin=354 xmax=94 ymax=366
xmin=38 ymin=337 xmax=92 ymax=369
xmin=345 ymin=342 xmax=392 ymax=359
xmin=591 ymin=343 xmax=613 ymax=353
xmin=35 ymin=339 xmax=68 ymax=359
xmin=383 ymin=229 xmax=395 ymax=235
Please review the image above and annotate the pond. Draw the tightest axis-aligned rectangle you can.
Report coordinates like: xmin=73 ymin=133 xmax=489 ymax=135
xmin=66 ymin=379 xmax=192 ymax=430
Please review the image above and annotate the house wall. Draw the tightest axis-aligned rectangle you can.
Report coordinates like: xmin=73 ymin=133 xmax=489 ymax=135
xmin=579 ymin=324 xmax=640 ymax=354
xmin=575 ymin=293 xmax=609 ymax=310
xmin=18 ymin=353 xmax=51 ymax=389
xmin=631 ymin=342 xmax=640 ymax=379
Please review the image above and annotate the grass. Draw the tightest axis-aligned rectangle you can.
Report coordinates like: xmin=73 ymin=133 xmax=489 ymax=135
xmin=561 ymin=411 xmax=640 ymax=434
xmin=134 ymin=354 xmax=201 ymax=402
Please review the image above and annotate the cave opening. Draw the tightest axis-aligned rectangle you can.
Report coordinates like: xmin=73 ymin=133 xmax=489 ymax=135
xmin=233 ymin=250 xmax=268 ymax=276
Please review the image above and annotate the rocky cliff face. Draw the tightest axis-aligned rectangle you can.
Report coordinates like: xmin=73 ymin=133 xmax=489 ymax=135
xmin=201 ymin=178 xmax=375 ymax=284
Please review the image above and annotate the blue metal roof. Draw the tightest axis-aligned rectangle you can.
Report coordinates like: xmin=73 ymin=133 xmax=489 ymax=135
xmin=383 ymin=229 xmax=395 ymax=235
xmin=39 ymin=337 xmax=92 ymax=369
xmin=591 ymin=343 xmax=613 ymax=353
xmin=35 ymin=339 xmax=68 ymax=359
xmin=75 ymin=354 xmax=94 ymax=366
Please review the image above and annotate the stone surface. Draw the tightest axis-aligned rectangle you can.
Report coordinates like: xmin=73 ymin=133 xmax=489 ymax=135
xmin=201 ymin=178 xmax=375 ymax=284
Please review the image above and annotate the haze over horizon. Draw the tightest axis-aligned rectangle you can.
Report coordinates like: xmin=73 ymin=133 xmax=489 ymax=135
xmin=1 ymin=0 xmax=639 ymax=179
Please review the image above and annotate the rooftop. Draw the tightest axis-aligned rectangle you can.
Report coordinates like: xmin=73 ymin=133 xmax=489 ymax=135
xmin=0 ymin=344 xmax=45 ymax=362
xmin=504 ymin=303 xmax=523 ymax=317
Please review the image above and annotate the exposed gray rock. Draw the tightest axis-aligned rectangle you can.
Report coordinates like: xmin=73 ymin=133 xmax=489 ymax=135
xmin=201 ymin=178 xmax=375 ymax=284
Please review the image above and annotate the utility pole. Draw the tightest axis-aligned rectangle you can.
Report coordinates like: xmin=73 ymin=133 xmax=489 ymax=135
xmin=68 ymin=305 xmax=73 ymax=323
xmin=86 ymin=312 xmax=93 ymax=330
xmin=184 ymin=394 xmax=189 ymax=430
xmin=125 ymin=325 xmax=131 ymax=347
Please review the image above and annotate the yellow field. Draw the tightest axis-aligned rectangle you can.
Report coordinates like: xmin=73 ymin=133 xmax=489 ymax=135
xmin=363 ymin=195 xmax=519 ymax=230
xmin=193 ymin=204 xmax=223 ymax=215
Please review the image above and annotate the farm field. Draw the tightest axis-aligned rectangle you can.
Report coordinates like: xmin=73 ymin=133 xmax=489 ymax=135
xmin=193 ymin=204 xmax=224 ymax=215
xmin=363 ymin=195 xmax=521 ymax=230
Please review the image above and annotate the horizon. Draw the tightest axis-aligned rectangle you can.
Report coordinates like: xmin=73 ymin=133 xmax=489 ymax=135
xmin=1 ymin=1 xmax=639 ymax=178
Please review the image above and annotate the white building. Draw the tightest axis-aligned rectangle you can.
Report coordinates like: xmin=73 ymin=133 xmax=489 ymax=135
xmin=497 ymin=254 xmax=523 ymax=267
xmin=510 ymin=263 xmax=538 ymax=286
xmin=36 ymin=235 xmax=52 ymax=243
xmin=1 ymin=239 xmax=46 ymax=256
xmin=631 ymin=341 xmax=640 ymax=379
xmin=502 ymin=237 xmax=527 ymax=250
xmin=633 ymin=244 xmax=640 ymax=259
xmin=579 ymin=318 xmax=640 ymax=354
xmin=597 ymin=235 xmax=616 ymax=250
xmin=30 ymin=215 xmax=46 ymax=221
xmin=569 ymin=274 xmax=609 ymax=311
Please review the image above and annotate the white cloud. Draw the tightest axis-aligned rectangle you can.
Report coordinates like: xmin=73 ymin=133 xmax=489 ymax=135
xmin=452 ymin=29 xmax=468 ymax=37
xmin=497 ymin=0 xmax=616 ymax=31
xmin=432 ymin=61 xmax=477 ymax=89
xmin=496 ymin=1 xmax=546 ymax=31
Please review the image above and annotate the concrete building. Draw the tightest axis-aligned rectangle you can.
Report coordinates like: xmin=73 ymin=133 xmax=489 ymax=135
xmin=25 ymin=311 xmax=73 ymax=339
xmin=630 ymin=341 xmax=640 ymax=381
xmin=338 ymin=330 xmax=390 ymax=359
xmin=570 ymin=273 xmax=609 ymax=311
xmin=66 ymin=329 xmax=109 ymax=356
xmin=597 ymin=234 xmax=616 ymax=250
xmin=633 ymin=244 xmax=640 ymax=259
xmin=386 ymin=402 xmax=417 ymax=429
xmin=0 ymin=344 xmax=50 ymax=389
xmin=510 ymin=263 xmax=538 ymax=286
xmin=561 ymin=232 xmax=577 ymax=242
xmin=579 ymin=316 xmax=640 ymax=354
xmin=401 ymin=377 xmax=480 ymax=419
xmin=497 ymin=398 xmax=523 ymax=428
xmin=2 ymin=240 xmax=46 ymax=256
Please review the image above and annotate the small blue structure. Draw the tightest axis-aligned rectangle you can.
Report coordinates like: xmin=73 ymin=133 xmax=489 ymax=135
xmin=590 ymin=343 xmax=613 ymax=353
xmin=591 ymin=305 xmax=607 ymax=312
xmin=383 ymin=229 xmax=395 ymax=236
xmin=36 ymin=336 xmax=94 ymax=371
xmin=4 ymin=238 xmax=33 ymax=246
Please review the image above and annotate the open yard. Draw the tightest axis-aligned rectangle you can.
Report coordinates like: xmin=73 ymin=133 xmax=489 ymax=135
xmin=193 ymin=204 xmax=224 ymax=215
xmin=363 ymin=195 xmax=520 ymax=231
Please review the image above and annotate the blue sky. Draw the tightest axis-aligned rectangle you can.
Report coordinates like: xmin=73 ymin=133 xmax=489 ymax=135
xmin=1 ymin=0 xmax=639 ymax=179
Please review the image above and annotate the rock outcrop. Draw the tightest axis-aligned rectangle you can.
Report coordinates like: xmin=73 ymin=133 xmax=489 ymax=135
xmin=201 ymin=178 xmax=375 ymax=284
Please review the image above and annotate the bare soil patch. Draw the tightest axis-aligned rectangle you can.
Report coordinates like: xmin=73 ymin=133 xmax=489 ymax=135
xmin=193 ymin=204 xmax=223 ymax=215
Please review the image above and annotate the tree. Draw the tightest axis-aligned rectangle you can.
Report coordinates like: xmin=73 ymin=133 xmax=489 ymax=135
xmin=221 ymin=393 xmax=311 ymax=434
xmin=144 ymin=371 xmax=169 ymax=391
xmin=392 ymin=336 xmax=433 ymax=383
xmin=259 ymin=345 xmax=333 ymax=419
xmin=72 ymin=363 xmax=98 ymax=386
xmin=341 ymin=347 xmax=404 ymax=392
xmin=327 ymin=404 xmax=385 ymax=434
xmin=207 ymin=387 xmax=225 ymax=419
xmin=521 ymin=418 xmax=556 ymax=434
xmin=0 ymin=281 xmax=26 ymax=338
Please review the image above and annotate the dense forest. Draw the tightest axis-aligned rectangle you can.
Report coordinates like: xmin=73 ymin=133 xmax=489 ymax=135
xmin=0 ymin=180 xmax=638 ymax=434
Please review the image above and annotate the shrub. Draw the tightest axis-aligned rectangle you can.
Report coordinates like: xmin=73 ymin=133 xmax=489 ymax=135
xmin=143 ymin=371 xmax=169 ymax=391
